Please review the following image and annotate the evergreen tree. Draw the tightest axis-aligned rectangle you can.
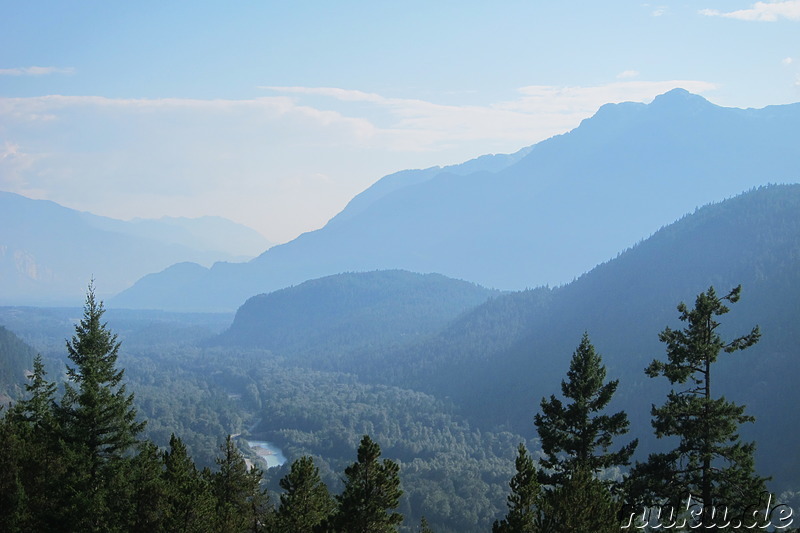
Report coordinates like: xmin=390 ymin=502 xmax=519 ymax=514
xmin=492 ymin=443 xmax=541 ymax=533
xmin=539 ymin=466 xmax=620 ymax=533
xmin=533 ymin=333 xmax=637 ymax=488
xmin=4 ymin=354 xmax=64 ymax=531
xmin=0 ymin=412 xmax=27 ymax=533
xmin=630 ymin=285 xmax=767 ymax=529
xmin=333 ymin=434 xmax=404 ymax=533
xmin=125 ymin=441 xmax=167 ymax=532
xmin=210 ymin=435 xmax=272 ymax=533
xmin=14 ymin=354 xmax=58 ymax=428
xmin=58 ymin=282 xmax=146 ymax=532
xmin=418 ymin=516 xmax=435 ymax=533
xmin=163 ymin=434 xmax=215 ymax=533
xmin=275 ymin=455 xmax=335 ymax=533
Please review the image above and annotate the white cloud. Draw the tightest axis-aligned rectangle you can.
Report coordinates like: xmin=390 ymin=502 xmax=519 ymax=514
xmin=700 ymin=1 xmax=800 ymax=21
xmin=617 ymin=70 xmax=640 ymax=79
xmin=0 ymin=66 xmax=75 ymax=76
xmin=783 ymin=57 xmax=794 ymax=64
xmin=652 ymin=6 xmax=668 ymax=17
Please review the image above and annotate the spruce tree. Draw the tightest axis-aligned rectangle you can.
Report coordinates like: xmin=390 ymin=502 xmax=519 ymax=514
xmin=492 ymin=443 xmax=541 ymax=533
xmin=334 ymin=434 xmax=404 ymax=533
xmin=533 ymin=333 xmax=637 ymax=487
xmin=210 ymin=435 xmax=271 ymax=533
xmin=275 ymin=455 xmax=335 ymax=533
xmin=163 ymin=434 xmax=215 ymax=533
xmin=125 ymin=441 xmax=167 ymax=532
xmin=14 ymin=354 xmax=58 ymax=428
xmin=58 ymin=282 xmax=146 ymax=532
xmin=631 ymin=285 xmax=767 ymax=528
xmin=5 ymin=354 xmax=64 ymax=531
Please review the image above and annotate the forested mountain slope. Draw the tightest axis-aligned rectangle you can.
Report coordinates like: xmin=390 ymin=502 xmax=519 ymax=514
xmin=0 ymin=325 xmax=36 ymax=398
xmin=215 ymin=270 xmax=497 ymax=365
xmin=376 ymin=184 xmax=800 ymax=490
xmin=114 ymin=89 xmax=800 ymax=311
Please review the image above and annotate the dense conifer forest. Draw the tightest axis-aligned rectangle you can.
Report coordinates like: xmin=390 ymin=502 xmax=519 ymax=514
xmin=2 ymin=280 xmax=797 ymax=531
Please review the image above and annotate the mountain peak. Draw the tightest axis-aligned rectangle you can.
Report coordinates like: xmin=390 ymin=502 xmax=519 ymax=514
xmin=650 ymin=88 xmax=715 ymax=111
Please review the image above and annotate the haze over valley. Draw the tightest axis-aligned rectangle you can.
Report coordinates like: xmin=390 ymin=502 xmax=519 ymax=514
xmin=3 ymin=3 xmax=800 ymax=531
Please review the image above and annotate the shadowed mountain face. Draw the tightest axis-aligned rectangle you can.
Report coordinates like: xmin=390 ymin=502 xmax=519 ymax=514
xmin=0 ymin=192 xmax=271 ymax=305
xmin=113 ymin=89 xmax=800 ymax=311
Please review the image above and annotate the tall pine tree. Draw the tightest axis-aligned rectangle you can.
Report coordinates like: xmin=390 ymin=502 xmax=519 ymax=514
xmin=534 ymin=333 xmax=637 ymax=487
xmin=58 ymin=283 xmax=146 ymax=532
xmin=630 ymin=285 xmax=767 ymax=529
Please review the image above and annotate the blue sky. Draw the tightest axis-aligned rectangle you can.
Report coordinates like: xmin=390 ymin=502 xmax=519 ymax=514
xmin=2 ymin=1 xmax=799 ymax=242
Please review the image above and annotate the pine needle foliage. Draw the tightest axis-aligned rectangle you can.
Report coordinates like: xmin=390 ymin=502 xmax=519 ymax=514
xmin=631 ymin=285 xmax=768 ymax=529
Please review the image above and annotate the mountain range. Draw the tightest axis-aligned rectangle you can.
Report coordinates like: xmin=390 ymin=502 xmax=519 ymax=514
xmin=0 ymin=191 xmax=271 ymax=305
xmin=112 ymin=89 xmax=800 ymax=311
xmin=214 ymin=183 xmax=800 ymax=490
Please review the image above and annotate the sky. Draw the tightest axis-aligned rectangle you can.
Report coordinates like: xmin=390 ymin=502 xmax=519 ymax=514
xmin=1 ymin=1 xmax=799 ymax=243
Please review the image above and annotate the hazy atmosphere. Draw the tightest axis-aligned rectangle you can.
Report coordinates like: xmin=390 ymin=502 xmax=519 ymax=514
xmin=3 ymin=1 xmax=798 ymax=242
xmin=3 ymin=3 xmax=800 ymax=533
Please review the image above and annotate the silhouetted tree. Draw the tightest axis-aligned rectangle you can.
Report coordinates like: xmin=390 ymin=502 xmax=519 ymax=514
xmin=534 ymin=333 xmax=637 ymax=487
xmin=58 ymin=283 xmax=146 ymax=532
xmin=631 ymin=285 xmax=767 ymax=529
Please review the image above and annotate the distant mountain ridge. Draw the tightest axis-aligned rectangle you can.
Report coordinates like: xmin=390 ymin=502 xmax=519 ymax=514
xmin=0 ymin=191 xmax=271 ymax=305
xmin=215 ymin=270 xmax=497 ymax=360
xmin=113 ymin=89 xmax=800 ymax=311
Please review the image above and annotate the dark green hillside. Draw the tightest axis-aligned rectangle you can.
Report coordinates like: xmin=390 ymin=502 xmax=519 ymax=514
xmin=372 ymin=184 xmax=800 ymax=489
xmin=216 ymin=270 xmax=497 ymax=367
xmin=0 ymin=325 xmax=36 ymax=396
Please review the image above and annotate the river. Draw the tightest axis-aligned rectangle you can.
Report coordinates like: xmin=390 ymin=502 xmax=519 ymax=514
xmin=243 ymin=439 xmax=287 ymax=469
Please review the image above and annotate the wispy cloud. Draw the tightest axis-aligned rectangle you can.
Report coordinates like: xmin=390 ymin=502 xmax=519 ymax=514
xmin=652 ymin=6 xmax=668 ymax=17
xmin=0 ymin=66 xmax=76 ymax=76
xmin=617 ymin=70 xmax=640 ymax=79
xmin=700 ymin=1 xmax=800 ymax=21
xmin=783 ymin=57 xmax=794 ymax=65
